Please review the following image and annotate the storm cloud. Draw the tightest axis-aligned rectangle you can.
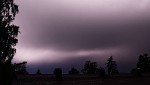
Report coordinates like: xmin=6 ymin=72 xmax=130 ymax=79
xmin=13 ymin=0 xmax=150 ymax=73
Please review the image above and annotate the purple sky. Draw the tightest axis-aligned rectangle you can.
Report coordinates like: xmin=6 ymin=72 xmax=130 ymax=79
xmin=13 ymin=0 xmax=150 ymax=73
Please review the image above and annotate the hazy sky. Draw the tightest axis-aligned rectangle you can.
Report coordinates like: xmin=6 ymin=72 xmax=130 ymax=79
xmin=13 ymin=0 xmax=150 ymax=73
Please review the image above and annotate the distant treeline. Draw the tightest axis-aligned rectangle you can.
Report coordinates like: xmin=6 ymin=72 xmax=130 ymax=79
xmin=13 ymin=56 xmax=118 ymax=76
xmin=14 ymin=53 xmax=150 ymax=78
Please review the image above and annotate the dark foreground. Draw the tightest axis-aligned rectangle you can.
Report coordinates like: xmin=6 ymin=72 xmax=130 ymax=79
xmin=13 ymin=74 xmax=150 ymax=85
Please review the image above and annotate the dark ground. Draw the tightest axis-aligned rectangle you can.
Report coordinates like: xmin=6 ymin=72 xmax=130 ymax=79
xmin=13 ymin=74 xmax=150 ymax=85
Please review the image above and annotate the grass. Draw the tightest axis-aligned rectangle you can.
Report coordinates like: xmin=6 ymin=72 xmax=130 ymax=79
xmin=13 ymin=74 xmax=150 ymax=85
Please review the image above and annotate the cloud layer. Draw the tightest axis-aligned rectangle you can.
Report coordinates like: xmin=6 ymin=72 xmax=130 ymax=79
xmin=13 ymin=0 xmax=150 ymax=73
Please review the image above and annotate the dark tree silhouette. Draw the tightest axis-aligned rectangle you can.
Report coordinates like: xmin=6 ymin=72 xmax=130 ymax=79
xmin=13 ymin=61 xmax=28 ymax=75
xmin=53 ymin=68 xmax=62 ymax=80
xmin=0 ymin=0 xmax=19 ymax=85
xmin=106 ymin=56 xmax=118 ymax=75
xmin=137 ymin=53 xmax=150 ymax=73
xmin=69 ymin=67 xmax=80 ymax=75
xmin=82 ymin=61 xmax=98 ymax=74
xmin=36 ymin=69 xmax=41 ymax=75
xmin=96 ymin=67 xmax=106 ymax=78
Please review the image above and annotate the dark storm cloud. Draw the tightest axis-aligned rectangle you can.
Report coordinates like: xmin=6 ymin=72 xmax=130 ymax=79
xmin=14 ymin=0 xmax=150 ymax=52
xmin=19 ymin=15 xmax=150 ymax=52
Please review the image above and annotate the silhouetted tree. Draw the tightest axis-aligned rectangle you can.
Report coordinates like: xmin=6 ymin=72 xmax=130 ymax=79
xmin=36 ymin=69 xmax=41 ymax=75
xmin=96 ymin=67 xmax=106 ymax=78
xmin=137 ymin=53 xmax=150 ymax=73
xmin=69 ymin=67 xmax=80 ymax=75
xmin=13 ymin=61 xmax=28 ymax=75
xmin=82 ymin=61 xmax=98 ymax=74
xmin=106 ymin=56 xmax=118 ymax=75
xmin=53 ymin=68 xmax=62 ymax=80
xmin=0 ymin=0 xmax=19 ymax=85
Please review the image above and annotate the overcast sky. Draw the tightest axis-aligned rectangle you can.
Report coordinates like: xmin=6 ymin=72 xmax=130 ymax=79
xmin=13 ymin=0 xmax=150 ymax=73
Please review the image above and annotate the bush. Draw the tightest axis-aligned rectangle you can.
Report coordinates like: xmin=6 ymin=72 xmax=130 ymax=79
xmin=53 ymin=68 xmax=62 ymax=80
xmin=69 ymin=67 xmax=80 ymax=75
xmin=36 ymin=69 xmax=41 ymax=75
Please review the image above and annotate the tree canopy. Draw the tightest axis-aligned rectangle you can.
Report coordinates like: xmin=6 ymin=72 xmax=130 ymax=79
xmin=0 ymin=0 xmax=19 ymax=63
xmin=0 ymin=0 xmax=19 ymax=84
xmin=137 ymin=53 xmax=150 ymax=73
xmin=106 ymin=56 xmax=118 ymax=75
xmin=82 ymin=61 xmax=98 ymax=74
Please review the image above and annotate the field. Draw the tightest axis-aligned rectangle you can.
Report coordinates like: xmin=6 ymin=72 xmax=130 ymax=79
xmin=13 ymin=74 xmax=150 ymax=85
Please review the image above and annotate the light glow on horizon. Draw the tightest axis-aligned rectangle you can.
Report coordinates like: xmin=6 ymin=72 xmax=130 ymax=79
xmin=13 ymin=47 xmax=120 ymax=64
